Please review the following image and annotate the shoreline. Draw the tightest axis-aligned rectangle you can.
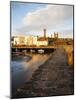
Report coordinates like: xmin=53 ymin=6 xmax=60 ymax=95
xmin=11 ymin=51 xmax=54 ymax=96
xmin=11 ymin=52 xmax=32 ymax=62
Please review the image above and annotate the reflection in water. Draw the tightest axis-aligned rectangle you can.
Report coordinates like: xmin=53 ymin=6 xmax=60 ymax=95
xmin=11 ymin=53 xmax=50 ymax=93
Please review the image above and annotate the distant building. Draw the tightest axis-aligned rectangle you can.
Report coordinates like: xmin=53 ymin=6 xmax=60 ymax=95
xmin=11 ymin=30 xmax=60 ymax=47
xmin=13 ymin=36 xmax=20 ymax=45
xmin=24 ymin=36 xmax=28 ymax=45
xmin=34 ymin=28 xmax=48 ymax=46
xmin=32 ymin=36 xmax=38 ymax=46
xmin=27 ymin=36 xmax=38 ymax=46
xmin=27 ymin=36 xmax=33 ymax=46
xmin=11 ymin=35 xmax=38 ymax=46
xmin=54 ymin=32 xmax=58 ymax=39
xmin=12 ymin=36 xmax=27 ymax=46
xmin=37 ymin=37 xmax=48 ymax=46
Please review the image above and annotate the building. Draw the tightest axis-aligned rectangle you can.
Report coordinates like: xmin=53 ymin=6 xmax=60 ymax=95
xmin=11 ymin=29 xmax=56 ymax=47
xmin=12 ymin=36 xmax=27 ymax=46
xmin=13 ymin=36 xmax=20 ymax=45
xmin=11 ymin=35 xmax=38 ymax=46
xmin=24 ymin=36 xmax=28 ymax=45
xmin=27 ymin=36 xmax=38 ymax=46
xmin=32 ymin=36 xmax=38 ymax=46
xmin=54 ymin=32 xmax=58 ymax=39
xmin=37 ymin=37 xmax=48 ymax=46
xmin=27 ymin=36 xmax=33 ymax=46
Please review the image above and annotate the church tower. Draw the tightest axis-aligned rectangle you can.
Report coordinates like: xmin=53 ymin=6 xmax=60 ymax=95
xmin=44 ymin=29 xmax=46 ymax=38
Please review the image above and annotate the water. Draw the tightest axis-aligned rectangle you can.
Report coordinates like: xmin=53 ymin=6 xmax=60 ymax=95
xmin=11 ymin=53 xmax=50 ymax=94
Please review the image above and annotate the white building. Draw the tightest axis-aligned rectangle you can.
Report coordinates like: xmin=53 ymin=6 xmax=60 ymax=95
xmin=37 ymin=38 xmax=48 ymax=46
xmin=27 ymin=36 xmax=33 ymax=46
xmin=12 ymin=35 xmax=48 ymax=46
xmin=32 ymin=36 xmax=38 ymax=46
xmin=12 ymin=36 xmax=27 ymax=46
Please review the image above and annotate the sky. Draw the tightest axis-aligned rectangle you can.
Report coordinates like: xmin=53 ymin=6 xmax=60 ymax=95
xmin=11 ymin=1 xmax=73 ymax=38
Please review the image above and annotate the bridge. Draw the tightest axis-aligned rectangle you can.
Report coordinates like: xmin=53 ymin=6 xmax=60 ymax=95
xmin=11 ymin=46 xmax=57 ymax=53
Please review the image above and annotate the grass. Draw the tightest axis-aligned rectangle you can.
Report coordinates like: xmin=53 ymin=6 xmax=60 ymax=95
xmin=63 ymin=45 xmax=73 ymax=66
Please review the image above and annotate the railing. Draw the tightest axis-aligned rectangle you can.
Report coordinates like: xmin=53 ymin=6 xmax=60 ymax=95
xmin=12 ymin=45 xmax=56 ymax=49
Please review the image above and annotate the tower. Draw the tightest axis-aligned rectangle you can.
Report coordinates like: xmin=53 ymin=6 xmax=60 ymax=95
xmin=51 ymin=34 xmax=53 ymax=38
xmin=54 ymin=32 xmax=58 ymax=39
xmin=57 ymin=32 xmax=58 ymax=38
xmin=44 ymin=29 xmax=46 ymax=38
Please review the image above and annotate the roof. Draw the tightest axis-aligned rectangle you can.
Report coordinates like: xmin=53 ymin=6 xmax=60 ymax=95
xmin=37 ymin=37 xmax=48 ymax=41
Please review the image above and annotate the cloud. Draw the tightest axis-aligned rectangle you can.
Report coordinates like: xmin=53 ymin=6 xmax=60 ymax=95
xmin=17 ymin=5 xmax=73 ymax=36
